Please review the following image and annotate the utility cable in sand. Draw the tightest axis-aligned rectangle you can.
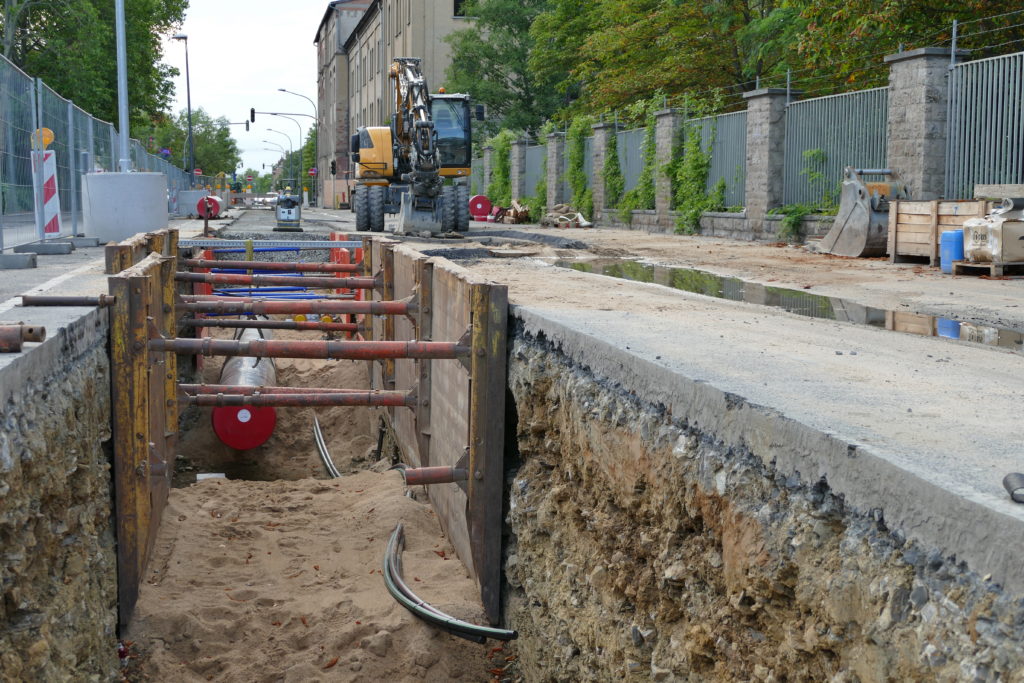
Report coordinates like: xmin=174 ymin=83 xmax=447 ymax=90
xmin=382 ymin=523 xmax=517 ymax=643
xmin=313 ymin=414 xmax=341 ymax=479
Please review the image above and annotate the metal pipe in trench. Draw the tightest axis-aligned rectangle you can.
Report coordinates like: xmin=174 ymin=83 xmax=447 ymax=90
xmin=180 ymin=319 xmax=361 ymax=333
xmin=151 ymin=337 xmax=467 ymax=361
xmin=176 ymin=271 xmax=378 ymax=290
xmin=179 ymin=297 xmax=413 ymax=317
xmin=210 ymin=326 xmax=278 ymax=450
xmin=20 ymin=294 xmax=117 ymax=307
xmin=182 ymin=258 xmax=362 ymax=273
xmin=400 ymin=466 xmax=468 ymax=486
xmin=187 ymin=391 xmax=414 ymax=408
xmin=0 ymin=324 xmax=46 ymax=352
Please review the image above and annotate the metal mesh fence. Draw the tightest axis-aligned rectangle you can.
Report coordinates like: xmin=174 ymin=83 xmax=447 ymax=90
xmin=686 ymin=111 xmax=747 ymax=207
xmin=1 ymin=53 xmax=191 ymax=249
xmin=617 ymin=128 xmax=647 ymax=193
xmin=783 ymin=87 xmax=888 ymax=206
xmin=945 ymin=51 xmax=1024 ymax=200
xmin=0 ymin=58 xmax=39 ymax=249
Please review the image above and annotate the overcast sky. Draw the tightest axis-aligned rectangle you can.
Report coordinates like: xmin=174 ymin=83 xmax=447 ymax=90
xmin=158 ymin=1 xmax=330 ymax=177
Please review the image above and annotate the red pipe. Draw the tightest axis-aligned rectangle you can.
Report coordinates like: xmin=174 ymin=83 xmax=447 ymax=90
xmin=182 ymin=259 xmax=363 ymax=273
xmin=402 ymin=466 xmax=469 ymax=486
xmin=180 ymin=319 xmax=360 ymax=333
xmin=176 ymin=271 xmax=379 ymax=290
xmin=187 ymin=391 xmax=414 ymax=408
xmin=151 ymin=337 xmax=468 ymax=360
xmin=179 ymin=298 xmax=412 ymax=316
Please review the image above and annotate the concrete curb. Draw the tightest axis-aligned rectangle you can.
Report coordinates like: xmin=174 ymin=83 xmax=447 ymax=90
xmin=13 ymin=242 xmax=74 ymax=255
xmin=0 ymin=253 xmax=38 ymax=269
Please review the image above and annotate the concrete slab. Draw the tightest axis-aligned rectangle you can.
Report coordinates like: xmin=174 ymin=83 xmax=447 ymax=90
xmin=55 ymin=237 xmax=101 ymax=248
xmin=0 ymin=253 xmax=37 ymax=269
xmin=495 ymin=261 xmax=1024 ymax=596
xmin=13 ymin=242 xmax=74 ymax=255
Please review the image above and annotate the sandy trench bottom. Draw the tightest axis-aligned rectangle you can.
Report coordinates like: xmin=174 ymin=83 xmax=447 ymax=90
xmin=125 ymin=327 xmax=510 ymax=681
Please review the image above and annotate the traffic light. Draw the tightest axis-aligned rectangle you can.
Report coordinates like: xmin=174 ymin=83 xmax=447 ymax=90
xmin=245 ymin=121 xmax=250 ymax=131
xmin=250 ymin=108 xmax=255 ymax=123
xmin=330 ymin=160 xmax=336 ymax=176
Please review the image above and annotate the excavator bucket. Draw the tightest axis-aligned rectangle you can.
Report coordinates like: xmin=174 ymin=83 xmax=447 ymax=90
xmin=817 ymin=167 xmax=907 ymax=258
xmin=396 ymin=192 xmax=445 ymax=234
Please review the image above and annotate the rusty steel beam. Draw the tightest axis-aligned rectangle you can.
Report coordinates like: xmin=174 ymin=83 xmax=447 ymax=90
xmin=175 ymin=271 xmax=379 ymax=290
xmin=179 ymin=298 xmax=413 ymax=317
xmin=184 ymin=390 xmax=414 ymax=408
xmin=150 ymin=337 xmax=468 ymax=361
xmin=401 ymin=465 xmax=469 ymax=486
xmin=0 ymin=324 xmax=46 ymax=352
xmin=182 ymin=259 xmax=363 ymax=273
xmin=20 ymin=294 xmax=117 ymax=307
xmin=180 ymin=383 xmax=384 ymax=395
xmin=180 ymin=319 xmax=361 ymax=333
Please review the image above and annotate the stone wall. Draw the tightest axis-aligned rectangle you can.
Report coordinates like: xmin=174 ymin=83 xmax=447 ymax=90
xmin=504 ymin=330 xmax=1024 ymax=682
xmin=0 ymin=308 xmax=118 ymax=680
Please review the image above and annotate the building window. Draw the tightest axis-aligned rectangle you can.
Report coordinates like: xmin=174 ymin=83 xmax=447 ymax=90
xmin=454 ymin=0 xmax=468 ymax=17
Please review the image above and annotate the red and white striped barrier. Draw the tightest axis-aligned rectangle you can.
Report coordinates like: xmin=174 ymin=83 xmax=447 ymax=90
xmin=32 ymin=150 xmax=62 ymax=235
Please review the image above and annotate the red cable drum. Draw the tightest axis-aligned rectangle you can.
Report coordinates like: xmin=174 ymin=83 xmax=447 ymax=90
xmin=469 ymin=195 xmax=491 ymax=221
xmin=196 ymin=195 xmax=223 ymax=218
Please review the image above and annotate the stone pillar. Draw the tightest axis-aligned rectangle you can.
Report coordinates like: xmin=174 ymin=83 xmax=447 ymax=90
xmin=482 ymin=145 xmax=494 ymax=194
xmin=884 ymin=47 xmax=966 ymax=200
xmin=654 ymin=109 xmax=684 ymax=231
xmin=510 ymin=138 xmax=528 ymax=202
xmin=743 ymin=89 xmax=790 ymax=235
xmin=546 ymin=132 xmax=565 ymax=209
xmin=590 ymin=122 xmax=616 ymax=223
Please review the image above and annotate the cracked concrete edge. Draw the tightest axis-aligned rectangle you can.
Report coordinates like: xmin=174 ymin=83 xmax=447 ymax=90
xmin=0 ymin=306 xmax=107 ymax=405
xmin=512 ymin=304 xmax=1024 ymax=597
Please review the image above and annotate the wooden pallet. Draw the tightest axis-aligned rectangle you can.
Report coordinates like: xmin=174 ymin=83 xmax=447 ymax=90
xmin=951 ymin=260 xmax=1024 ymax=277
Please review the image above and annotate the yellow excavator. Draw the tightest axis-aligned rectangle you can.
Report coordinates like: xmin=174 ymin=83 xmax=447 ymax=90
xmin=350 ymin=57 xmax=480 ymax=233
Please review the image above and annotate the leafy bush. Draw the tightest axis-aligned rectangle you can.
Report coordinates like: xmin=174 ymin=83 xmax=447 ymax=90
xmin=672 ymin=124 xmax=725 ymax=234
xmin=602 ymin=127 xmax=624 ymax=210
xmin=485 ymin=129 xmax=518 ymax=206
xmin=566 ymin=116 xmax=595 ymax=219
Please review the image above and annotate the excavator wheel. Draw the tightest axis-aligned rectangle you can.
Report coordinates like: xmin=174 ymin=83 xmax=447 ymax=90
xmin=368 ymin=185 xmax=386 ymax=232
xmin=440 ymin=185 xmax=457 ymax=233
xmin=455 ymin=183 xmax=470 ymax=232
xmin=354 ymin=185 xmax=370 ymax=232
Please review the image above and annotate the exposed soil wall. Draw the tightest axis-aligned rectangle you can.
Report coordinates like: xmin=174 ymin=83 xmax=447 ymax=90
xmin=0 ymin=309 xmax=118 ymax=680
xmin=503 ymin=329 xmax=1024 ymax=682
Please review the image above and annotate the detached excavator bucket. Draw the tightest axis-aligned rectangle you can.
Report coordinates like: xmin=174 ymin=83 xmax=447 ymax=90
xmin=818 ymin=167 xmax=907 ymax=258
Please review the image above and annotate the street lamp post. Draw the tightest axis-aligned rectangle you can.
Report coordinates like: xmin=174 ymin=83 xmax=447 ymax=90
xmin=270 ymin=114 xmax=303 ymax=199
xmin=266 ymin=128 xmax=294 ymax=192
xmin=172 ymin=33 xmax=194 ymax=188
xmin=262 ymin=139 xmax=290 ymax=189
xmin=278 ymin=88 xmax=318 ymax=205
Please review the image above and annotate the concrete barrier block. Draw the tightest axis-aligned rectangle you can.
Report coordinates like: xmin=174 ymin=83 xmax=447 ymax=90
xmin=13 ymin=242 xmax=74 ymax=255
xmin=55 ymin=237 xmax=101 ymax=248
xmin=0 ymin=253 xmax=37 ymax=269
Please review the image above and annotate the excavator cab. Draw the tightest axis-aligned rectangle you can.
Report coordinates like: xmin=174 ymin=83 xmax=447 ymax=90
xmin=429 ymin=95 xmax=472 ymax=177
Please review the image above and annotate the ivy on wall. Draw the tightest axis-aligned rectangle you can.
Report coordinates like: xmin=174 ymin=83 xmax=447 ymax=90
xmin=485 ymin=129 xmax=518 ymax=207
xmin=617 ymin=97 xmax=661 ymax=222
xmin=603 ymin=126 xmax=624 ymax=211
xmin=671 ymin=123 xmax=725 ymax=235
xmin=566 ymin=116 xmax=595 ymax=219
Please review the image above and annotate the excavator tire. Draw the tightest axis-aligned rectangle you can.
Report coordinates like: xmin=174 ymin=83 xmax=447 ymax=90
xmin=368 ymin=185 xmax=386 ymax=232
xmin=354 ymin=185 xmax=370 ymax=232
xmin=455 ymin=183 xmax=470 ymax=232
xmin=440 ymin=185 xmax=457 ymax=233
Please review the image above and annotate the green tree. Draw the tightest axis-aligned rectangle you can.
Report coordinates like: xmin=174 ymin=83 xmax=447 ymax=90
xmin=443 ymin=0 xmax=562 ymax=138
xmin=2 ymin=0 xmax=187 ymax=128
xmin=137 ymin=108 xmax=241 ymax=177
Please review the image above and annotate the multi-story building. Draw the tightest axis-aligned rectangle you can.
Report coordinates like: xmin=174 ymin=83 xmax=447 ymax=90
xmin=314 ymin=0 xmax=471 ymax=207
xmin=314 ymin=0 xmax=374 ymax=208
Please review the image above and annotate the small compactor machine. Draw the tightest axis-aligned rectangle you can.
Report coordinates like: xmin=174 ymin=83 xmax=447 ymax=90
xmin=275 ymin=193 xmax=301 ymax=231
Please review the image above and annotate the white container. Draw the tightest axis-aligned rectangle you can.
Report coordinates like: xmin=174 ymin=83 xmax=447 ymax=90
xmin=963 ymin=217 xmax=1024 ymax=263
xmin=82 ymin=172 xmax=168 ymax=242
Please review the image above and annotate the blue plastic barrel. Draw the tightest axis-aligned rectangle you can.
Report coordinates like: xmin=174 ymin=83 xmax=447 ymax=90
xmin=940 ymin=230 xmax=964 ymax=274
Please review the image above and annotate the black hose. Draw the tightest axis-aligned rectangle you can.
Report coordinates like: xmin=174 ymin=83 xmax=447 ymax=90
xmin=382 ymin=523 xmax=517 ymax=643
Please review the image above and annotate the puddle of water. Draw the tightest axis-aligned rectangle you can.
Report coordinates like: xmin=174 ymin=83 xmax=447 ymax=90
xmin=556 ymin=258 xmax=1024 ymax=353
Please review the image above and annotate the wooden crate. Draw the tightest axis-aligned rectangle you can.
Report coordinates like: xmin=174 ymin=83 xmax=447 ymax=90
xmin=888 ymin=200 xmax=988 ymax=266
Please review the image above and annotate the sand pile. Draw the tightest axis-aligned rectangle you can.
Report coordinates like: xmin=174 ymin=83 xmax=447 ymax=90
xmin=126 ymin=471 xmax=503 ymax=681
